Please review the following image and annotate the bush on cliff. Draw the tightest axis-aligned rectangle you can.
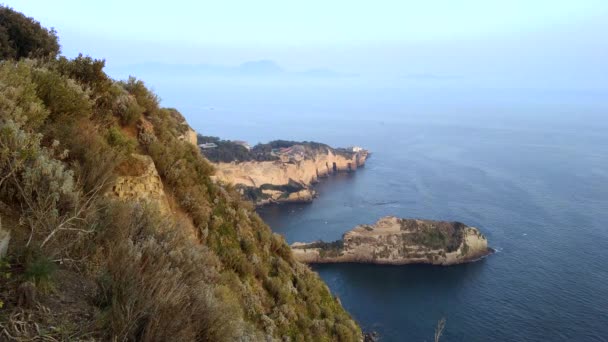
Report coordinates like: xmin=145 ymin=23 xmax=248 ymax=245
xmin=0 ymin=6 xmax=361 ymax=341
xmin=0 ymin=6 xmax=60 ymax=60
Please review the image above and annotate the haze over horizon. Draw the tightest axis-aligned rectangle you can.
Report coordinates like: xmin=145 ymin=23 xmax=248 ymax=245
xmin=7 ymin=1 xmax=608 ymax=91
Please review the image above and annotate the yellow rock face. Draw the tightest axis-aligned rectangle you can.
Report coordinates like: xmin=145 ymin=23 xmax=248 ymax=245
xmin=183 ymin=127 xmax=198 ymax=147
xmin=108 ymin=154 xmax=170 ymax=213
xmin=212 ymin=148 xmax=368 ymax=204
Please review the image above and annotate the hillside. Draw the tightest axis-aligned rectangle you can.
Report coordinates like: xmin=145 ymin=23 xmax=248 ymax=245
xmin=0 ymin=6 xmax=361 ymax=341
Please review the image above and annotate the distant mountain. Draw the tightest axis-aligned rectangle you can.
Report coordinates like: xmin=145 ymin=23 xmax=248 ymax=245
xmin=237 ymin=60 xmax=284 ymax=75
xmin=108 ymin=60 xmax=354 ymax=79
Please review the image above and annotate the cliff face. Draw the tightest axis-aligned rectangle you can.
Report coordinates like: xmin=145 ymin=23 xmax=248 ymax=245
xmin=212 ymin=147 xmax=368 ymax=205
xmin=292 ymin=216 xmax=492 ymax=266
xmin=179 ymin=126 xmax=198 ymax=147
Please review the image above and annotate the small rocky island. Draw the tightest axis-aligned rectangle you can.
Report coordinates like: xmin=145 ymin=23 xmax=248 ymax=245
xmin=292 ymin=216 xmax=492 ymax=265
xmin=199 ymin=136 xmax=369 ymax=205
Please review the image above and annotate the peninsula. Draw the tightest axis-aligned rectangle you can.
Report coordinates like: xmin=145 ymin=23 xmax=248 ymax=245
xmin=292 ymin=216 xmax=492 ymax=265
xmin=199 ymin=137 xmax=369 ymax=205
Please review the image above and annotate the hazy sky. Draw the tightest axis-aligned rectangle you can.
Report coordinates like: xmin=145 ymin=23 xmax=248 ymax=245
xmin=7 ymin=1 xmax=608 ymax=89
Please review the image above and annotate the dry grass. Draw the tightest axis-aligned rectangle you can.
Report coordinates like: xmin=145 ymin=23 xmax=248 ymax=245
xmin=114 ymin=154 xmax=148 ymax=177
xmin=94 ymin=203 xmax=260 ymax=342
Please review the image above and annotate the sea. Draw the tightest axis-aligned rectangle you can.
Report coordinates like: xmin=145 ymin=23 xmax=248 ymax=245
xmin=150 ymin=78 xmax=608 ymax=341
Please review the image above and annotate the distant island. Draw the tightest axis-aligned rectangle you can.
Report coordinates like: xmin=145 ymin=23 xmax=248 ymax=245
xmin=199 ymin=136 xmax=369 ymax=205
xmin=292 ymin=216 xmax=492 ymax=265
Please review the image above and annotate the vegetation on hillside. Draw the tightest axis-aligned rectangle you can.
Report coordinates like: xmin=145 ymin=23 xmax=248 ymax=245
xmin=293 ymin=241 xmax=345 ymax=259
xmin=0 ymin=6 xmax=60 ymax=60
xmin=402 ymin=220 xmax=467 ymax=252
xmin=198 ymin=135 xmax=336 ymax=163
xmin=0 ymin=6 xmax=361 ymax=341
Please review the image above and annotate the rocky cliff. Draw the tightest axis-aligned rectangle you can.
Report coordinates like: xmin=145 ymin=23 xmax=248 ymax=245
xmin=212 ymin=146 xmax=368 ymax=205
xmin=292 ymin=216 xmax=492 ymax=265
xmin=179 ymin=126 xmax=198 ymax=147
xmin=108 ymin=154 xmax=170 ymax=213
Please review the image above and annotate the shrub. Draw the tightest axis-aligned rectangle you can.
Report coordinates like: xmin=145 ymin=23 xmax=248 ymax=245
xmin=120 ymin=76 xmax=159 ymax=115
xmin=114 ymin=91 xmax=144 ymax=126
xmin=60 ymin=122 xmax=121 ymax=193
xmin=24 ymin=254 xmax=56 ymax=291
xmin=105 ymin=126 xmax=135 ymax=155
xmin=0 ymin=120 xmax=98 ymax=254
xmin=0 ymin=5 xmax=60 ymax=60
xmin=96 ymin=204 xmax=256 ymax=342
xmin=0 ymin=60 xmax=49 ymax=129
xmin=54 ymin=54 xmax=111 ymax=95
xmin=240 ymin=237 xmax=254 ymax=255
xmin=31 ymin=67 xmax=92 ymax=123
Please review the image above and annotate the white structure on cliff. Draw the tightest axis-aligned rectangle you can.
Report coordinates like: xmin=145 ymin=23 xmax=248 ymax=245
xmin=351 ymin=146 xmax=363 ymax=152
xmin=199 ymin=143 xmax=217 ymax=149
xmin=232 ymin=140 xmax=251 ymax=150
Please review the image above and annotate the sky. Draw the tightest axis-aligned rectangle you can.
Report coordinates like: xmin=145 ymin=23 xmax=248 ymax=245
xmin=6 ymin=1 xmax=608 ymax=89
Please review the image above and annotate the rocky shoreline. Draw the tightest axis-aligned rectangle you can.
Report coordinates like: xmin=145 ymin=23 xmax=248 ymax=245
xmin=292 ymin=216 xmax=493 ymax=266
xmin=210 ymin=142 xmax=369 ymax=206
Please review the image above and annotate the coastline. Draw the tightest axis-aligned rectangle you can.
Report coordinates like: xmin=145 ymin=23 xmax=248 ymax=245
xmin=209 ymin=143 xmax=370 ymax=206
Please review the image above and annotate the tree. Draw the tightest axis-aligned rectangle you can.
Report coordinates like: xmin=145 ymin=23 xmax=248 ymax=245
xmin=0 ymin=6 xmax=60 ymax=60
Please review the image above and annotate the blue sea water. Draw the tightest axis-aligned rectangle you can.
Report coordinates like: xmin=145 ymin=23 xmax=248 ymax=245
xmin=161 ymin=81 xmax=608 ymax=341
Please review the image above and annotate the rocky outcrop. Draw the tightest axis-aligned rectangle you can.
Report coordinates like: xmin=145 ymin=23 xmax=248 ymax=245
xmin=108 ymin=154 xmax=170 ymax=213
xmin=176 ymin=118 xmax=198 ymax=148
xmin=180 ymin=126 xmax=198 ymax=147
xmin=292 ymin=216 xmax=492 ymax=266
xmin=212 ymin=147 xmax=368 ymax=205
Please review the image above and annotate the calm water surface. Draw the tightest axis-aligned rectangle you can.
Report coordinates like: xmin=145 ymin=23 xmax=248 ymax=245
xmin=168 ymin=83 xmax=608 ymax=341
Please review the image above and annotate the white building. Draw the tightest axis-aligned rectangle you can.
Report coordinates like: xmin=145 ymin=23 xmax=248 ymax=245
xmin=351 ymin=146 xmax=363 ymax=152
xmin=199 ymin=143 xmax=218 ymax=149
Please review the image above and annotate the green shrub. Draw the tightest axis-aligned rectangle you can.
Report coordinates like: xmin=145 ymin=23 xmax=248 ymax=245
xmin=0 ymin=258 xmax=10 ymax=280
xmin=32 ymin=67 xmax=92 ymax=123
xmin=60 ymin=122 xmax=121 ymax=193
xmin=54 ymin=54 xmax=111 ymax=95
xmin=0 ymin=5 xmax=60 ymax=60
xmin=120 ymin=76 xmax=159 ymax=115
xmin=24 ymin=255 xmax=56 ymax=291
xmin=0 ymin=120 xmax=85 ymax=252
xmin=0 ymin=60 xmax=49 ymax=129
xmin=114 ymin=92 xmax=144 ymax=126
xmin=105 ymin=126 xmax=135 ymax=154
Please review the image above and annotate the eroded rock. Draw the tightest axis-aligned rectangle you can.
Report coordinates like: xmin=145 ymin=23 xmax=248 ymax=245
xmin=108 ymin=154 xmax=169 ymax=213
xmin=292 ymin=216 xmax=492 ymax=266
xmin=213 ymin=146 xmax=369 ymax=205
